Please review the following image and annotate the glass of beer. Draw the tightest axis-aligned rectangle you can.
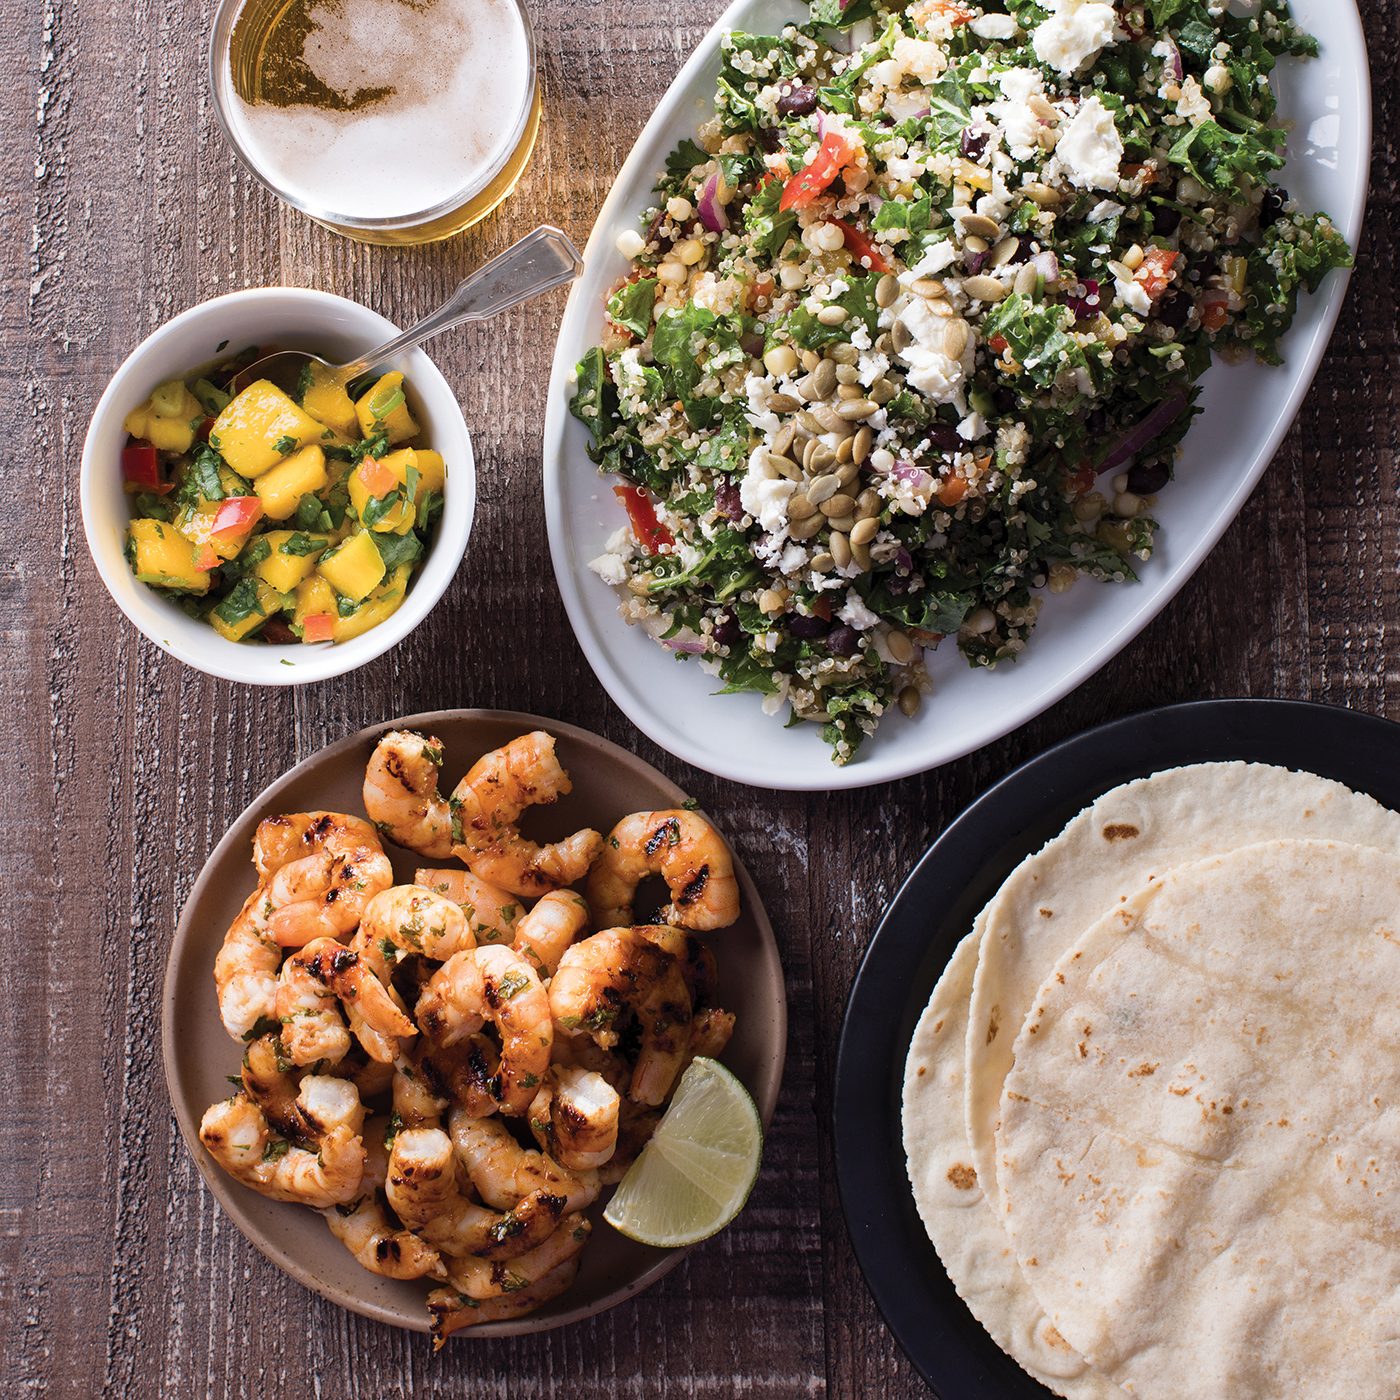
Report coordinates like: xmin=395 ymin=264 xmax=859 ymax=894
xmin=209 ymin=0 xmax=540 ymax=245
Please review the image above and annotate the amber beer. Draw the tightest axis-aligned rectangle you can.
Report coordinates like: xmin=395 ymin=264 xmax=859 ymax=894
xmin=210 ymin=0 xmax=539 ymax=244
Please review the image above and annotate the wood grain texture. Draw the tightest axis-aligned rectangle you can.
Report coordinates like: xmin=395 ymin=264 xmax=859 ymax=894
xmin=1 ymin=0 xmax=1396 ymax=1392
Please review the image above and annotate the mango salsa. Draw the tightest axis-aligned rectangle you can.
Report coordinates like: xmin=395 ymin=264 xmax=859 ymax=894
xmin=120 ymin=344 xmax=444 ymax=645
xmin=355 ymin=372 xmax=420 ymax=445
xmin=211 ymin=380 xmax=324 ymax=479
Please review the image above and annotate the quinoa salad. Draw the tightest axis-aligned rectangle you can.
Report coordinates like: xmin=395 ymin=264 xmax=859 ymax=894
xmin=569 ymin=0 xmax=1350 ymax=765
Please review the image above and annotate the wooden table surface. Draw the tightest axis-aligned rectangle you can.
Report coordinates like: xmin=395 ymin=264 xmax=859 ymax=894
xmin=3 ymin=0 xmax=1394 ymax=1391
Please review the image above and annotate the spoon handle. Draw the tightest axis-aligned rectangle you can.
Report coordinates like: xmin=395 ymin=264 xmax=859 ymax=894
xmin=341 ymin=225 xmax=585 ymax=378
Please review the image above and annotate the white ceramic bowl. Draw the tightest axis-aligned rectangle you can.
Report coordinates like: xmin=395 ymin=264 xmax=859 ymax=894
xmin=81 ymin=288 xmax=476 ymax=685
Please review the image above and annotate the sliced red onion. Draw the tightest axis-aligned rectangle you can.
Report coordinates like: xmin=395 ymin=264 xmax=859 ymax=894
xmin=1031 ymin=249 xmax=1060 ymax=286
xmin=910 ymin=106 xmax=932 ymax=119
xmin=1161 ymin=35 xmax=1183 ymax=82
xmin=739 ymin=331 xmax=766 ymax=358
xmin=668 ymin=638 xmax=707 ymax=654
xmin=1067 ymin=277 xmax=1101 ymax=323
xmin=965 ymin=247 xmax=991 ymax=275
xmin=697 ymin=171 xmax=729 ymax=233
xmin=892 ymin=462 xmax=932 ymax=490
xmin=895 ymin=548 xmax=913 ymax=572
xmin=1098 ymin=392 xmax=1188 ymax=474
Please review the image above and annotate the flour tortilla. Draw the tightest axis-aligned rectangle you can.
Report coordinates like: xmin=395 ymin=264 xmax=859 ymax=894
xmin=995 ymin=839 xmax=1400 ymax=1400
xmin=964 ymin=762 xmax=1400 ymax=1197
xmin=902 ymin=922 xmax=1123 ymax=1400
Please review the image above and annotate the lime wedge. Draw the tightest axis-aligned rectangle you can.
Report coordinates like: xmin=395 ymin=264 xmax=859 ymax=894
xmin=603 ymin=1057 xmax=763 ymax=1247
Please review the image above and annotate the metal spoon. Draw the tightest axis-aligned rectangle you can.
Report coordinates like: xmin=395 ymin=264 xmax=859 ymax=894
xmin=233 ymin=224 xmax=585 ymax=395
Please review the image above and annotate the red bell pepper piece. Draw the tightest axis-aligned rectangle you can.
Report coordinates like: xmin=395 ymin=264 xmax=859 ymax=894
xmin=357 ymin=456 xmax=398 ymax=499
xmin=779 ymin=128 xmax=863 ymax=212
xmin=122 ymin=439 xmax=171 ymax=493
xmin=194 ymin=544 xmax=221 ymax=572
xmin=209 ymin=496 xmax=264 ymax=539
xmin=614 ymin=485 xmax=674 ymax=553
xmin=829 ymin=218 xmax=888 ymax=274
xmin=1133 ymin=248 xmax=1179 ymax=302
xmin=301 ymin=613 xmax=336 ymax=643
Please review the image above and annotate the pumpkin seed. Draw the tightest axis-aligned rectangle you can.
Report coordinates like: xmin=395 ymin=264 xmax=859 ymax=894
xmin=891 ymin=320 xmax=913 ymax=353
xmin=806 ymin=473 xmax=841 ymax=505
xmin=927 ymin=300 xmax=955 ymax=318
xmin=850 ymin=540 xmax=871 ymax=572
xmin=988 ymin=237 xmax=1020 ymax=268
xmin=807 ymin=444 xmax=836 ymax=474
xmin=898 ymin=686 xmax=922 ymax=717
xmin=941 ymin=319 xmax=969 ymax=360
xmin=816 ymin=304 xmax=848 ymax=327
xmin=830 ymin=531 xmax=852 ymax=569
xmin=1023 ymin=182 xmax=1063 ymax=207
xmin=829 ymin=341 xmax=859 ymax=365
xmin=820 ymin=492 xmax=856 ymax=518
xmin=836 ymin=460 xmax=861 ymax=488
xmin=811 ymin=405 xmax=854 ymax=436
xmin=826 ymin=512 xmax=857 ymax=533
xmin=886 ymin=629 xmax=914 ymax=662
xmin=853 ymin=426 xmax=874 ymax=464
xmin=869 ymin=380 xmax=897 ymax=406
xmin=772 ymin=422 xmax=797 ymax=459
xmin=834 ymin=364 xmax=861 ymax=385
xmin=963 ymin=275 xmax=1009 ymax=303
xmin=796 ymin=410 xmax=824 ymax=435
xmin=835 ymin=435 xmax=855 ymax=464
xmin=767 ymin=392 xmax=802 ymax=413
xmin=788 ymin=514 xmax=824 ymax=540
xmin=856 ymin=487 xmax=881 ymax=517
xmin=837 ymin=399 xmax=879 ymax=421
xmin=850 ymin=516 xmax=879 ymax=546
xmin=788 ymin=492 xmax=817 ymax=520
xmin=961 ymin=212 xmax=1001 ymax=240
xmin=963 ymin=234 xmax=990 ymax=254
xmin=875 ymin=273 xmax=900 ymax=308
xmin=811 ymin=358 xmax=838 ymax=399
xmin=809 ymin=551 xmax=834 ymax=573
xmin=909 ymin=277 xmax=946 ymax=299
xmin=1013 ymin=263 xmax=1039 ymax=296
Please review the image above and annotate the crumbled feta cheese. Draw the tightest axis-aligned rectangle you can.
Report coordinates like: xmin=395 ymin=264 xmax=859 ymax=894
xmin=740 ymin=447 xmax=796 ymax=532
xmin=900 ymin=239 xmax=958 ymax=284
xmin=1057 ymin=96 xmax=1124 ymax=190
xmin=1032 ymin=0 xmax=1118 ymax=75
xmin=998 ymin=67 xmax=1044 ymax=104
xmin=1176 ymin=75 xmax=1212 ymax=126
xmin=958 ymin=411 xmax=987 ymax=441
xmin=779 ymin=543 xmax=808 ymax=575
xmin=857 ymin=350 xmax=891 ymax=388
xmin=971 ymin=13 xmax=1019 ymax=39
xmin=838 ymin=590 xmax=881 ymax=630
xmin=1087 ymin=198 xmax=1126 ymax=223
xmin=1115 ymin=272 xmax=1151 ymax=315
xmin=589 ymin=552 xmax=631 ymax=585
xmin=902 ymin=344 xmax=964 ymax=400
xmin=891 ymin=37 xmax=946 ymax=84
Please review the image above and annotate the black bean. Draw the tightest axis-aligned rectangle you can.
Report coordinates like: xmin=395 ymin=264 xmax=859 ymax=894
xmin=756 ymin=126 xmax=781 ymax=153
xmin=1086 ymin=407 xmax=1106 ymax=435
xmin=776 ymin=84 xmax=818 ymax=116
xmin=645 ymin=209 xmax=674 ymax=258
xmin=826 ymin=624 xmax=861 ymax=657
xmin=1259 ymin=186 xmax=1289 ymax=229
xmin=712 ymin=612 xmax=743 ymax=647
xmin=994 ymin=387 xmax=1017 ymax=413
xmin=788 ymin=614 xmax=831 ymax=639
xmin=1192 ymin=251 xmax=1218 ymax=280
xmin=1150 ymin=200 xmax=1181 ymax=236
xmin=1126 ymin=460 xmax=1171 ymax=494
xmin=929 ymin=423 xmax=960 ymax=450
xmin=1155 ymin=290 xmax=1191 ymax=329
xmin=715 ymin=479 xmax=743 ymax=520
xmin=960 ymin=128 xmax=989 ymax=160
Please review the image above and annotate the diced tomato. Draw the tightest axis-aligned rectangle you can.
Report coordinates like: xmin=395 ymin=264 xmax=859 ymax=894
xmin=1200 ymin=296 xmax=1230 ymax=332
xmin=746 ymin=274 xmax=775 ymax=313
xmin=357 ymin=455 xmax=399 ymax=498
xmin=989 ymin=334 xmax=1009 ymax=355
xmin=301 ymin=613 xmax=336 ymax=644
xmin=196 ymin=417 xmax=216 ymax=442
xmin=779 ymin=128 xmax=863 ymax=212
xmin=936 ymin=475 xmax=968 ymax=506
xmin=193 ymin=544 xmax=221 ymax=572
xmin=209 ymin=495 xmax=264 ymax=539
xmin=614 ymin=484 xmax=674 ymax=553
xmin=1064 ymin=462 xmax=1096 ymax=498
xmin=921 ymin=0 xmax=974 ymax=23
xmin=829 ymin=218 xmax=888 ymax=274
xmin=1133 ymin=248 xmax=1180 ymax=303
xmin=909 ymin=627 xmax=943 ymax=647
xmin=1120 ymin=162 xmax=1158 ymax=187
xmin=122 ymin=439 xmax=170 ymax=493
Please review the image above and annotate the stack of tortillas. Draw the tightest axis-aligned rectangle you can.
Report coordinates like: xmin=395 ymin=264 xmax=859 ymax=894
xmin=902 ymin=762 xmax=1400 ymax=1399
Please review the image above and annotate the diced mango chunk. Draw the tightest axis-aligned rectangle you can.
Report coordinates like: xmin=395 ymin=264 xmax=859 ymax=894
xmin=334 ymin=564 xmax=412 ymax=641
xmin=317 ymin=529 xmax=386 ymax=602
xmin=211 ymin=380 xmax=324 ymax=479
xmin=123 ymin=381 xmax=206 ymax=454
xmin=301 ymin=363 xmax=361 ymax=442
xmin=347 ymin=447 xmax=445 ymax=534
xmin=355 ymin=372 xmax=420 ymax=445
xmin=128 ymin=518 xmax=210 ymax=593
xmin=209 ymin=579 xmax=286 ymax=642
xmin=255 ymin=444 xmax=329 ymax=521
xmin=294 ymin=574 xmax=340 ymax=628
xmin=255 ymin=531 xmax=332 ymax=592
xmin=173 ymin=503 xmax=245 ymax=562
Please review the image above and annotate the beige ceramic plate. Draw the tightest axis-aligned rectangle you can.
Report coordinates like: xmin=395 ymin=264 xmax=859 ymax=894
xmin=162 ymin=708 xmax=787 ymax=1336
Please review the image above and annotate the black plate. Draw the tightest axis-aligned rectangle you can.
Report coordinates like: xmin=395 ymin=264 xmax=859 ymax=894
xmin=832 ymin=698 xmax=1400 ymax=1397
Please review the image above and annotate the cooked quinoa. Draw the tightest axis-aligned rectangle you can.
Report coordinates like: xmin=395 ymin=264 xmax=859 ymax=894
xmin=570 ymin=0 xmax=1351 ymax=764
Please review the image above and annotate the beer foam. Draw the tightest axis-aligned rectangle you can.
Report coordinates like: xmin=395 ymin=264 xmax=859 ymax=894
xmin=227 ymin=0 xmax=530 ymax=222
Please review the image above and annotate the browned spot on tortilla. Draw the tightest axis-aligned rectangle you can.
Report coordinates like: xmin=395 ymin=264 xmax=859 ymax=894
xmin=1278 ymin=1117 xmax=1290 ymax=1127
xmin=1169 ymin=1083 xmax=1189 ymax=1096
xmin=1028 ymin=1023 xmax=1040 ymax=1035
xmin=946 ymin=1164 xmax=977 ymax=1189
xmin=986 ymin=1006 xmax=1001 ymax=1044
xmin=1039 ymin=907 xmax=1053 ymax=918
xmin=916 ymin=1066 xmax=927 ymax=1078
xmin=1026 ymin=1257 xmax=1038 ymax=1266
xmin=1103 ymin=823 xmax=1140 ymax=841
xmin=1042 ymin=1325 xmax=1072 ymax=1352
xmin=933 ymin=1018 xmax=944 ymax=1034
xmin=1222 ymin=1104 xmax=1233 ymax=1114
xmin=1127 ymin=1062 xmax=1158 ymax=1077
xmin=1055 ymin=972 xmax=1064 ymax=983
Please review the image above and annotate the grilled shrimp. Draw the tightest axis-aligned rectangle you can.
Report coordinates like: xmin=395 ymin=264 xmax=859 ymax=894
xmin=293 ymin=937 xmax=417 ymax=1063
xmin=199 ymin=1081 xmax=365 ymax=1206
xmin=448 ymin=1110 xmax=599 ymax=1212
xmin=428 ymin=1258 xmax=580 ymax=1346
xmin=548 ymin=926 xmax=694 ymax=1106
xmin=258 ymin=812 xmax=394 ymax=947
xmin=598 ymin=1100 xmax=664 ymax=1186
xmin=528 ymin=1064 xmax=621 ymax=1171
xmin=276 ymin=948 xmax=352 ymax=1066
xmin=416 ymin=945 xmax=553 ymax=1115
xmin=513 ymin=890 xmax=589 ymax=978
xmin=587 ymin=810 xmax=740 ymax=932
xmin=323 ymin=1194 xmax=446 ymax=1281
xmin=360 ymin=885 xmax=474 ymax=962
xmin=450 ymin=732 xmax=604 ymax=897
xmin=443 ymin=1214 xmax=591 ymax=1301
xmin=241 ymin=1033 xmax=313 ymax=1146
xmin=362 ymin=729 xmax=455 ymax=857
xmin=414 ymin=867 xmax=521 ymax=947
xmin=385 ymin=1127 xmax=461 ymax=1231
xmin=215 ymin=887 xmax=280 ymax=1041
